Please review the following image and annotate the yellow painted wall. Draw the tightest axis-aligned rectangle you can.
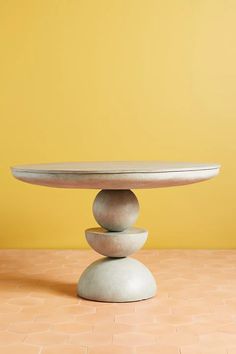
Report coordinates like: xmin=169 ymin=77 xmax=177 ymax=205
xmin=0 ymin=0 xmax=235 ymax=249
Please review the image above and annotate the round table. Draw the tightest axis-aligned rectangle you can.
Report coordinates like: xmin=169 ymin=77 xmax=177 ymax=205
xmin=11 ymin=161 xmax=220 ymax=302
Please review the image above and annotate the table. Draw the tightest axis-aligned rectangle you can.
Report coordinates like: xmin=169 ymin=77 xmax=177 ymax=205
xmin=11 ymin=161 xmax=220 ymax=302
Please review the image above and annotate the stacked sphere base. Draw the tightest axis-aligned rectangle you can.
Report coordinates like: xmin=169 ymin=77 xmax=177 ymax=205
xmin=77 ymin=189 xmax=157 ymax=302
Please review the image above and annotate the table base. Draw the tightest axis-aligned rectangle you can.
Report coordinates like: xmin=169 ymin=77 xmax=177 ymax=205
xmin=77 ymin=256 xmax=157 ymax=302
xmin=76 ymin=189 xmax=157 ymax=303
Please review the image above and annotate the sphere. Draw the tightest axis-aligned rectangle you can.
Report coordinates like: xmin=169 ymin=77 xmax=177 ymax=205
xmin=92 ymin=189 xmax=139 ymax=231
xmin=77 ymin=257 xmax=157 ymax=302
xmin=85 ymin=227 xmax=148 ymax=257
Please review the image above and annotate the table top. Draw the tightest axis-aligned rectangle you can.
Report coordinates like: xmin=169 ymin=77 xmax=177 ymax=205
xmin=11 ymin=161 xmax=220 ymax=189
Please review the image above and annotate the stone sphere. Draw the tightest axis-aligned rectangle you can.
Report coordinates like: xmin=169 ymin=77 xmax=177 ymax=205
xmin=92 ymin=190 xmax=139 ymax=231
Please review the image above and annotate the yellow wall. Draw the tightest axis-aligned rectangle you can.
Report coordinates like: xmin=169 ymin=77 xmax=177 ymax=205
xmin=0 ymin=0 xmax=235 ymax=249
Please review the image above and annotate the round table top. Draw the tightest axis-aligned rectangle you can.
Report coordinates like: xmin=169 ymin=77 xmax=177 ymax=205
xmin=11 ymin=161 xmax=220 ymax=189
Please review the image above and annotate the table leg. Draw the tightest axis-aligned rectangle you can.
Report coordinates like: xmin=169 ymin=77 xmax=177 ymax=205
xmin=77 ymin=190 xmax=157 ymax=302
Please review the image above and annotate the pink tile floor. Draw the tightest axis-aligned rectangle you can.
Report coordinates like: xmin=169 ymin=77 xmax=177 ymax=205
xmin=0 ymin=249 xmax=236 ymax=353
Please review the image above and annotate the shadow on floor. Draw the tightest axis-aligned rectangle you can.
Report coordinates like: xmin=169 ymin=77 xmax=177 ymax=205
xmin=0 ymin=274 xmax=77 ymax=298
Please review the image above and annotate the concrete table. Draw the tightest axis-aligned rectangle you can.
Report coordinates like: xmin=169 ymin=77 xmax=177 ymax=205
xmin=11 ymin=161 xmax=220 ymax=302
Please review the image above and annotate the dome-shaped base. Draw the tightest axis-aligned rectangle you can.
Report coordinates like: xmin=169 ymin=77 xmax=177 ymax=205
xmin=77 ymin=257 xmax=157 ymax=302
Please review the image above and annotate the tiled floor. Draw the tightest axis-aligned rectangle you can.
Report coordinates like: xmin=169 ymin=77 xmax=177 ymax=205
xmin=0 ymin=250 xmax=236 ymax=354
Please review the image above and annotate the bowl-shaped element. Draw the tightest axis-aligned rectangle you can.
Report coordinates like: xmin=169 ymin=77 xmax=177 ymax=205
xmin=85 ymin=227 xmax=148 ymax=258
